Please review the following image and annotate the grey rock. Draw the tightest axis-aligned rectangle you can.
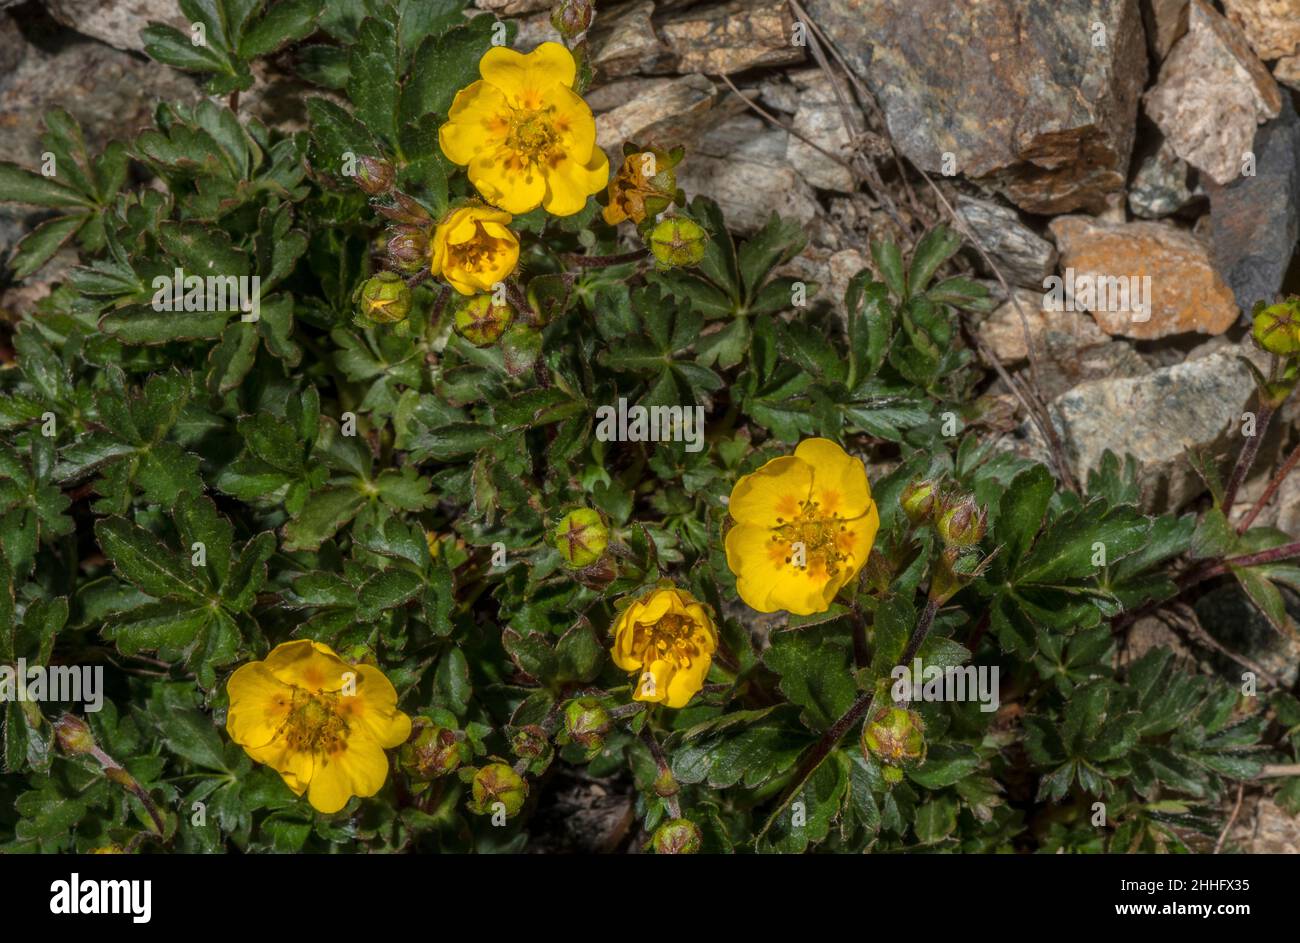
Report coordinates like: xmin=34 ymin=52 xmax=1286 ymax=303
xmin=0 ymin=8 xmax=26 ymax=75
xmin=1194 ymin=584 xmax=1300 ymax=688
xmin=43 ymin=0 xmax=188 ymax=52
xmin=1128 ymin=143 xmax=1195 ymax=218
xmin=979 ymin=288 xmax=1111 ymax=363
xmin=786 ymin=72 xmax=854 ymax=192
xmin=1036 ymin=350 xmax=1254 ymax=509
xmin=677 ymin=114 xmax=819 ymax=232
xmin=801 ymin=0 xmax=1148 ymax=214
xmin=474 ymin=0 xmax=551 ymax=14
xmin=588 ymin=1 xmax=668 ymax=78
xmin=594 ymin=73 xmax=720 ymax=154
xmin=956 ymin=195 xmax=1058 ymax=289
xmin=1141 ymin=0 xmax=1189 ymax=59
xmin=1144 ymin=0 xmax=1282 ymax=186
xmin=1206 ymin=95 xmax=1300 ymax=314
xmin=0 ymin=35 xmax=199 ymax=167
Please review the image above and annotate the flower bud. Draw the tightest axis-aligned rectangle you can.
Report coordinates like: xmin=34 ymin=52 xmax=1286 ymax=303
xmin=386 ymin=224 xmax=428 ymax=274
xmin=550 ymin=0 xmax=593 ymax=37
xmin=400 ymin=719 xmax=464 ymax=780
xmin=936 ymin=495 xmax=986 ymax=547
xmin=552 ymin=507 xmax=609 ymax=568
xmin=469 ymin=762 xmax=528 ymax=818
xmin=861 ymin=706 xmax=926 ymax=773
xmin=454 ymin=294 xmax=514 ymax=347
xmin=424 ymin=530 xmax=442 ymax=560
xmin=356 ymin=272 xmax=412 ymax=325
xmin=900 ymin=480 xmax=937 ymax=524
xmin=651 ymin=818 xmax=702 ymax=854
xmin=648 ymin=216 xmax=708 ymax=269
xmin=604 ymin=145 xmax=682 ymax=226
xmin=53 ymin=714 xmax=96 ymax=757
xmin=563 ymin=697 xmax=611 ymax=751
xmin=1252 ymin=299 xmax=1300 ymax=356
xmin=511 ymin=724 xmax=550 ymax=761
xmin=355 ymin=155 xmax=395 ymax=195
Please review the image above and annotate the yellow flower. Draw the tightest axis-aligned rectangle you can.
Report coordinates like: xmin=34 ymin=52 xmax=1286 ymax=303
xmin=226 ymin=639 xmax=412 ymax=814
xmin=438 ymin=42 xmax=609 ymax=216
xmin=611 ymin=584 xmax=718 ymax=709
xmin=429 ymin=203 xmax=520 ymax=295
xmin=725 ymin=438 xmax=880 ymax=616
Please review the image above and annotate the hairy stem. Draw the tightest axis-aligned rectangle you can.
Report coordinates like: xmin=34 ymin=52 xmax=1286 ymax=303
xmin=641 ymin=725 xmax=682 ymax=820
xmin=760 ymin=597 xmax=941 ymax=839
xmin=562 ymin=248 xmax=648 ymax=268
xmin=1221 ymin=402 xmax=1275 ymax=518
xmin=1237 ymin=437 xmax=1300 ymax=533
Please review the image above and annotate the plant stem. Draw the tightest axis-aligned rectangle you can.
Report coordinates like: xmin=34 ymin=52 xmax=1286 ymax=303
xmin=1237 ymin=437 xmax=1300 ymax=533
xmin=641 ymin=725 xmax=682 ymax=820
xmin=1221 ymin=402 xmax=1275 ymax=518
xmin=562 ymin=248 xmax=648 ymax=268
xmin=760 ymin=597 xmax=941 ymax=838
xmin=1181 ymin=540 xmax=1300 ymax=587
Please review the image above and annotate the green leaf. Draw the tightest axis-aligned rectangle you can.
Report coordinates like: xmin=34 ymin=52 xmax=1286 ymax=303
xmin=763 ymin=625 xmax=858 ymax=731
xmin=95 ymin=517 xmax=208 ymax=603
xmin=282 ymin=487 xmax=367 ymax=551
xmin=0 ymin=162 xmax=94 ymax=208
xmin=10 ymin=214 xmax=86 ymax=279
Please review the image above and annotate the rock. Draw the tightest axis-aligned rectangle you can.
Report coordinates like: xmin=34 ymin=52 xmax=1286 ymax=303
xmin=473 ymin=0 xmax=550 ymax=14
xmin=785 ymin=71 xmax=854 ymax=192
xmin=956 ymin=195 xmax=1058 ymax=289
xmin=1228 ymin=797 xmax=1300 ymax=855
xmin=677 ymin=114 xmax=819 ymax=232
xmin=1049 ymin=215 xmax=1239 ymax=339
xmin=509 ymin=9 xmax=561 ymax=52
xmin=979 ymin=288 xmax=1110 ymax=363
xmin=0 ymin=8 xmax=25 ymax=75
xmin=1278 ymin=54 xmax=1300 ymax=90
xmin=801 ymin=0 xmax=1148 ymax=215
xmin=0 ymin=246 xmax=77 ymax=315
xmin=1143 ymin=0 xmax=1282 ymax=186
xmin=1275 ymin=464 xmax=1300 ymax=537
xmin=0 ymin=36 xmax=199 ymax=168
xmin=594 ymin=74 xmax=720 ymax=154
xmin=1206 ymin=96 xmax=1300 ymax=313
xmin=1039 ymin=350 xmax=1254 ymax=508
xmin=657 ymin=0 xmax=804 ymax=75
xmin=1129 ymin=143 xmax=1196 ymax=218
xmin=778 ymin=246 xmax=868 ymax=321
xmin=1194 ymin=584 xmax=1300 ymax=688
xmin=588 ymin=0 xmax=667 ymax=78
xmin=1222 ymin=0 xmax=1300 ymax=61
xmin=1141 ymin=0 xmax=1190 ymax=59
xmin=43 ymin=0 xmax=187 ymax=52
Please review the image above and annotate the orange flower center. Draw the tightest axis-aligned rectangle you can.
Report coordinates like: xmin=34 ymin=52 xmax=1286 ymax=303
xmin=635 ymin=613 xmax=704 ymax=670
xmin=447 ymin=224 xmax=508 ymax=276
xmin=769 ymin=498 xmax=856 ymax=581
xmin=283 ymin=689 xmax=350 ymax=755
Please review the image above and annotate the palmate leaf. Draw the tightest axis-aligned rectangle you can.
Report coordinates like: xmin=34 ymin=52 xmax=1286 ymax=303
xmin=982 ymin=464 xmax=1151 ymax=657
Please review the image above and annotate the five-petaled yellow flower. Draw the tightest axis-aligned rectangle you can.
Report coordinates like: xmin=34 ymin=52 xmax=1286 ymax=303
xmin=612 ymin=584 xmax=718 ymax=709
xmin=429 ymin=202 xmax=520 ymax=295
xmin=725 ymin=438 xmax=880 ymax=616
xmin=439 ymin=42 xmax=609 ymax=216
xmin=226 ymin=639 xmax=412 ymax=814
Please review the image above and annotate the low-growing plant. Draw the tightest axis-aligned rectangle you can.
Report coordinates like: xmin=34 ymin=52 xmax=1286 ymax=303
xmin=1 ymin=0 xmax=1298 ymax=854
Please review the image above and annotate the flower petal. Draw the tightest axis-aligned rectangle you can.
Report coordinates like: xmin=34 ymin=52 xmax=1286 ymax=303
xmin=263 ymin=639 xmax=351 ymax=692
xmin=480 ymin=41 xmax=576 ymax=98
xmin=727 ymin=455 xmax=814 ymax=526
xmin=794 ymin=438 xmax=872 ymax=518
xmin=225 ymin=662 xmax=294 ymax=750
xmin=305 ymin=741 xmax=390 ymax=814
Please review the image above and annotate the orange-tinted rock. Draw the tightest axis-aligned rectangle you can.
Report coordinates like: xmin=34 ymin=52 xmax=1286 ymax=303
xmin=1222 ymin=0 xmax=1300 ymax=60
xmin=1048 ymin=216 xmax=1239 ymax=339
